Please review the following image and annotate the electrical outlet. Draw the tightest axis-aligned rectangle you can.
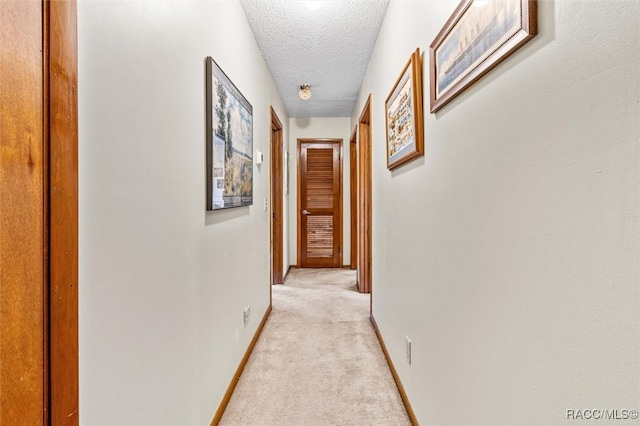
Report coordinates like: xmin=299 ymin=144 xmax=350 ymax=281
xmin=406 ymin=336 xmax=411 ymax=365
xmin=243 ymin=305 xmax=251 ymax=326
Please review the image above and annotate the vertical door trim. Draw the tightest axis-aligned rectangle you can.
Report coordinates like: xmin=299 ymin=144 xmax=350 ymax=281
xmin=349 ymin=127 xmax=358 ymax=270
xmin=357 ymin=95 xmax=373 ymax=296
xmin=47 ymin=0 xmax=79 ymax=423
xmin=297 ymin=138 xmax=343 ymax=268
xmin=270 ymin=107 xmax=284 ymax=285
xmin=0 ymin=1 xmax=47 ymax=422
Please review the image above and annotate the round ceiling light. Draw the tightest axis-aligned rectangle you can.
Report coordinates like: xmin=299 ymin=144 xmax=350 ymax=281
xmin=298 ymin=84 xmax=311 ymax=100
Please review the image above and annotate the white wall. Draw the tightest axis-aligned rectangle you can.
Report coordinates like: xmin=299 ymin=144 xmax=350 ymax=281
xmin=78 ymin=1 xmax=288 ymax=424
xmin=352 ymin=0 xmax=640 ymax=424
xmin=288 ymin=117 xmax=353 ymax=267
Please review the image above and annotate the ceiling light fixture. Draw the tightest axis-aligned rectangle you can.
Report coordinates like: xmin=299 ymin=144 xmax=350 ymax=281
xmin=298 ymin=84 xmax=312 ymax=100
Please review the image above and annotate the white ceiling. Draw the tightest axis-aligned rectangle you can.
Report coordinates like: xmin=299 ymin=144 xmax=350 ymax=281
xmin=240 ymin=0 xmax=389 ymax=118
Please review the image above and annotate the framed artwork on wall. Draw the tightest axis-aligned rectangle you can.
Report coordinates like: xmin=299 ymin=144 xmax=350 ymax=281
xmin=205 ymin=56 xmax=254 ymax=211
xmin=429 ymin=0 xmax=537 ymax=113
xmin=385 ymin=48 xmax=424 ymax=170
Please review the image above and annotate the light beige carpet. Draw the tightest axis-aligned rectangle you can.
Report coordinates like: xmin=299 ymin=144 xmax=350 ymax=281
xmin=219 ymin=268 xmax=411 ymax=426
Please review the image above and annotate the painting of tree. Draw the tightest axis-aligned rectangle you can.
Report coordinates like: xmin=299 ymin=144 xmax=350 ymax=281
xmin=206 ymin=57 xmax=253 ymax=210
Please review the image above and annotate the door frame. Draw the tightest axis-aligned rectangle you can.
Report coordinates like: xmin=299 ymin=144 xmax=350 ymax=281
xmin=0 ymin=0 xmax=78 ymax=423
xmin=270 ymin=107 xmax=284 ymax=285
xmin=48 ymin=1 xmax=79 ymax=422
xmin=296 ymin=138 xmax=343 ymax=268
xmin=349 ymin=127 xmax=358 ymax=270
xmin=357 ymin=95 xmax=373 ymax=297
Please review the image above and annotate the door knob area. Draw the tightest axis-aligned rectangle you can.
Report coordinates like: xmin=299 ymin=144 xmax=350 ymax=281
xmin=303 ymin=209 xmax=311 ymax=215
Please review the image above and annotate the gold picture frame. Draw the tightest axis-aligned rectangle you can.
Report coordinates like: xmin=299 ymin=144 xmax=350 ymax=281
xmin=385 ymin=48 xmax=424 ymax=170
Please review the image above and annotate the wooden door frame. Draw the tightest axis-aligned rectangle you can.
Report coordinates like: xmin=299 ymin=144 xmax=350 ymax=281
xmin=1 ymin=1 xmax=48 ymax=422
xmin=296 ymin=138 xmax=343 ymax=268
xmin=47 ymin=1 xmax=79 ymax=423
xmin=349 ymin=127 xmax=358 ymax=270
xmin=0 ymin=0 xmax=78 ymax=423
xmin=270 ymin=107 xmax=284 ymax=285
xmin=357 ymin=95 xmax=372 ymax=296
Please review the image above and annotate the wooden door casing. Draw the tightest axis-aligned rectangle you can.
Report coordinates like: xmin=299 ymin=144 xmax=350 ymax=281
xmin=297 ymin=139 xmax=343 ymax=268
xmin=48 ymin=1 xmax=80 ymax=422
xmin=0 ymin=0 xmax=46 ymax=422
xmin=0 ymin=0 xmax=79 ymax=423
xmin=270 ymin=107 xmax=284 ymax=284
xmin=357 ymin=96 xmax=372 ymax=294
xmin=349 ymin=128 xmax=358 ymax=270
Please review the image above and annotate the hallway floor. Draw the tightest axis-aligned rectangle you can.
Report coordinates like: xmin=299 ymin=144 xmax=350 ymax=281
xmin=219 ymin=268 xmax=411 ymax=425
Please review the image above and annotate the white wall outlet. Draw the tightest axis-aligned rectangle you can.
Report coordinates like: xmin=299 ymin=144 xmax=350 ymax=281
xmin=406 ymin=336 xmax=411 ymax=365
xmin=263 ymin=197 xmax=267 ymax=212
xmin=243 ymin=305 xmax=251 ymax=326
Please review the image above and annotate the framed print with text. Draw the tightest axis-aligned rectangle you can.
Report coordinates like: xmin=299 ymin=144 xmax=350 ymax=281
xmin=385 ymin=48 xmax=424 ymax=170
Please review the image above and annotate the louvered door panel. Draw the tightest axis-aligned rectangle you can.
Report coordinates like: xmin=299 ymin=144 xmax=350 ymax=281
xmin=306 ymin=148 xmax=334 ymax=209
xmin=307 ymin=216 xmax=334 ymax=258
xmin=299 ymin=140 xmax=342 ymax=268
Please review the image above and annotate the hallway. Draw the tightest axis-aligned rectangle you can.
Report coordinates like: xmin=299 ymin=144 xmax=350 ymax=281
xmin=1 ymin=0 xmax=630 ymax=423
xmin=219 ymin=269 xmax=410 ymax=425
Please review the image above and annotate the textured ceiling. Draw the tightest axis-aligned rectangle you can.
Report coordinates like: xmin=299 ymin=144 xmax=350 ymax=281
xmin=240 ymin=0 xmax=389 ymax=118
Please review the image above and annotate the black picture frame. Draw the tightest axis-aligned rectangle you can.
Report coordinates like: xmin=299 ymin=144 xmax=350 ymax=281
xmin=205 ymin=56 xmax=254 ymax=210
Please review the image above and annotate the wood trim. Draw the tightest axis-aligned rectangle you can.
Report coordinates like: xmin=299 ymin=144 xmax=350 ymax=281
xmin=357 ymin=96 xmax=372 ymax=295
xmin=349 ymin=127 xmax=357 ymax=270
xmin=0 ymin=1 xmax=47 ymax=422
xmin=296 ymin=138 xmax=343 ymax=268
xmin=211 ymin=304 xmax=273 ymax=425
xmin=370 ymin=315 xmax=418 ymax=426
xmin=270 ymin=107 xmax=284 ymax=285
xmin=0 ymin=1 xmax=78 ymax=422
xmin=337 ymin=140 xmax=343 ymax=268
xmin=47 ymin=0 xmax=79 ymax=423
xmin=270 ymin=106 xmax=283 ymax=129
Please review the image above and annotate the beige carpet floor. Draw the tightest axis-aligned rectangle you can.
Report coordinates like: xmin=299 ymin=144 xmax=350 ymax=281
xmin=219 ymin=268 xmax=411 ymax=426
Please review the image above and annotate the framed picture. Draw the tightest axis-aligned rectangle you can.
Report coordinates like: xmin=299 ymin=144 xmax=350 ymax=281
xmin=205 ymin=56 xmax=253 ymax=210
xmin=429 ymin=0 xmax=537 ymax=113
xmin=385 ymin=48 xmax=424 ymax=170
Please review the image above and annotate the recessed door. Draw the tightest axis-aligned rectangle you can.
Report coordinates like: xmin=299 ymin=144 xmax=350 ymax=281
xmin=298 ymin=139 xmax=343 ymax=268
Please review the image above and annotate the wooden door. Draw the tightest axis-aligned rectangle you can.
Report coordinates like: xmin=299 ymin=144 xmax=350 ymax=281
xmin=297 ymin=139 xmax=342 ymax=268
xmin=270 ymin=108 xmax=284 ymax=284
xmin=0 ymin=0 xmax=78 ymax=423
